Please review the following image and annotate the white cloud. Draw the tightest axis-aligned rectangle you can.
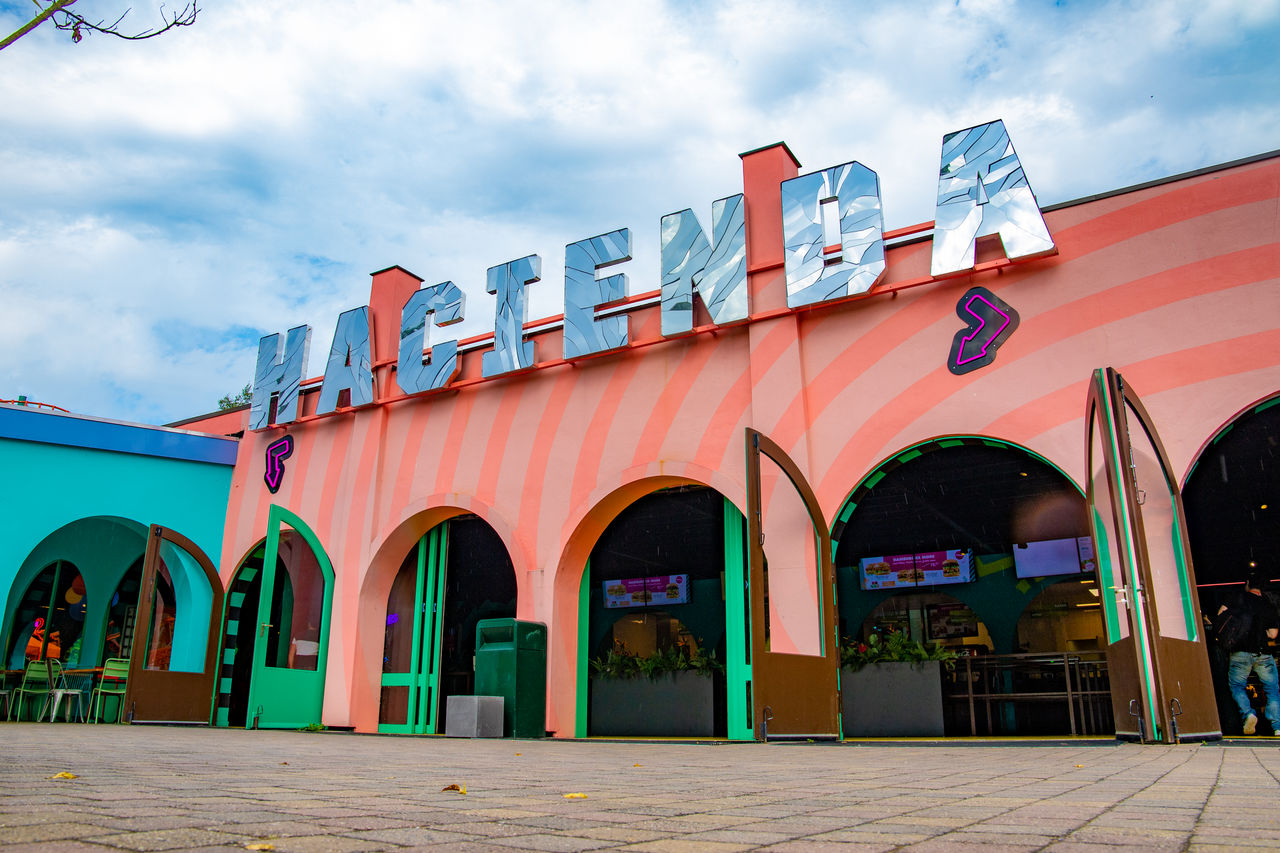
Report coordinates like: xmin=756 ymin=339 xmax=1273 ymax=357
xmin=0 ymin=0 xmax=1276 ymax=422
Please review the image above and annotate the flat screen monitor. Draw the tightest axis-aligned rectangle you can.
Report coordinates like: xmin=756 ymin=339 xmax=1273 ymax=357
xmin=859 ymin=549 xmax=973 ymax=591
xmin=603 ymin=574 xmax=690 ymax=608
xmin=1013 ymin=536 xmax=1095 ymax=579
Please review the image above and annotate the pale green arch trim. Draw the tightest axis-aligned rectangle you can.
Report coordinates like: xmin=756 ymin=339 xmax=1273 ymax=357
xmin=832 ymin=435 xmax=1085 ymax=545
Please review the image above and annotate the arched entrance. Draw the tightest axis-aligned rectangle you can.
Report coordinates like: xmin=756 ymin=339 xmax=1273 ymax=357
xmin=832 ymin=437 xmax=1107 ymax=737
xmin=377 ymin=514 xmax=517 ymax=734
xmin=1184 ymin=393 xmax=1280 ymax=734
xmin=3 ymin=517 xmax=224 ymax=723
xmin=582 ymin=486 xmax=745 ymax=738
xmin=4 ymin=518 xmax=148 ymax=674
xmin=213 ymin=507 xmax=333 ymax=729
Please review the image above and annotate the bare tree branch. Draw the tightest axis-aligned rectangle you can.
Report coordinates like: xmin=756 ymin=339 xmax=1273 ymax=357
xmin=1 ymin=1 xmax=197 ymax=51
xmin=0 ymin=0 xmax=78 ymax=51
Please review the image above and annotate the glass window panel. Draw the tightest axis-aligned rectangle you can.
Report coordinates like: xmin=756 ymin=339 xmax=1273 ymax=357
xmin=271 ymin=530 xmax=325 ymax=671
xmin=150 ymin=540 xmax=214 ymax=674
xmin=6 ymin=563 xmax=62 ymax=668
xmin=758 ymin=453 xmax=822 ymax=656
xmin=383 ymin=551 xmax=419 ymax=675
xmin=1089 ymin=407 xmax=1128 ymax=642
xmin=48 ymin=565 xmax=88 ymax=667
xmin=1124 ymin=404 xmax=1192 ymax=641
xmin=144 ymin=561 xmax=177 ymax=671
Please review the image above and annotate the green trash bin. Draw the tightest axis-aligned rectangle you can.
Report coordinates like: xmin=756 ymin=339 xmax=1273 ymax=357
xmin=474 ymin=618 xmax=547 ymax=738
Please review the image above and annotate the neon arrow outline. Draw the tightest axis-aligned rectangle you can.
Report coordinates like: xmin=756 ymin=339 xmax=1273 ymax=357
xmin=264 ymin=434 xmax=294 ymax=494
xmin=954 ymin=292 xmax=1012 ymax=366
xmin=947 ymin=286 xmax=1019 ymax=375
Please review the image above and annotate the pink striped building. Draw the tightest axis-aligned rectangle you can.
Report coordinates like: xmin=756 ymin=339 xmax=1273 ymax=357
xmin=163 ymin=140 xmax=1280 ymax=742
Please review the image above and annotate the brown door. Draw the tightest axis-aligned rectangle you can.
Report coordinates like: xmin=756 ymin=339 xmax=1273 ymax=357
xmin=745 ymin=428 xmax=841 ymax=739
xmin=1086 ymin=368 xmax=1219 ymax=742
xmin=123 ymin=525 xmax=225 ymax=723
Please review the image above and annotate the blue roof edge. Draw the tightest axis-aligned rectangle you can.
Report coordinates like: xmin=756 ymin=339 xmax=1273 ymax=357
xmin=0 ymin=405 xmax=239 ymax=466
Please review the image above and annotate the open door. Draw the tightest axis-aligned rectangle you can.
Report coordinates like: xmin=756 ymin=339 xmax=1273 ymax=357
xmin=379 ymin=525 xmax=447 ymax=734
xmin=125 ymin=525 xmax=224 ymax=724
xmin=744 ymin=428 xmax=840 ymax=739
xmin=1086 ymin=368 xmax=1219 ymax=742
xmin=243 ymin=505 xmax=334 ymax=729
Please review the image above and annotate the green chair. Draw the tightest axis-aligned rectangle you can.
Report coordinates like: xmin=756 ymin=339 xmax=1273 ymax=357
xmin=89 ymin=658 xmax=130 ymax=723
xmin=11 ymin=659 xmax=61 ymax=721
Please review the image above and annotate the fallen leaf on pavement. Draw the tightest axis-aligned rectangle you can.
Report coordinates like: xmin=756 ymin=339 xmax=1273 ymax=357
xmin=245 ymin=844 xmax=275 ymax=851
xmin=50 ymin=772 xmax=78 ymax=780
xmin=442 ymin=783 xmax=467 ymax=794
xmin=563 ymin=792 xmax=588 ymax=799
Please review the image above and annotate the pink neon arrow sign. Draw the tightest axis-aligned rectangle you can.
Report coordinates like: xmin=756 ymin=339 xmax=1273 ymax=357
xmin=947 ymin=286 xmax=1019 ymax=375
xmin=264 ymin=434 xmax=294 ymax=494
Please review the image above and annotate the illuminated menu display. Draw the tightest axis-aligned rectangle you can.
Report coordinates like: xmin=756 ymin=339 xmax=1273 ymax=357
xmin=859 ymin=549 xmax=973 ymax=591
xmin=603 ymin=574 xmax=690 ymax=608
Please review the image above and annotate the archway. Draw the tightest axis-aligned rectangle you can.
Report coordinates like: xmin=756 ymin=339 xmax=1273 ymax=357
xmin=213 ymin=508 xmax=333 ymax=729
xmin=832 ymin=437 xmax=1103 ymax=737
xmin=582 ymin=485 xmax=744 ymax=738
xmin=4 ymin=517 xmax=149 ymax=672
xmin=377 ymin=514 xmax=517 ymax=734
xmin=1184 ymin=393 xmax=1280 ymax=734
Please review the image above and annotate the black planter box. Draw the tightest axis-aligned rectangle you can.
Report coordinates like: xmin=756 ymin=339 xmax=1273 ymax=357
xmin=842 ymin=661 xmax=944 ymax=737
xmin=590 ymin=672 xmax=714 ymax=736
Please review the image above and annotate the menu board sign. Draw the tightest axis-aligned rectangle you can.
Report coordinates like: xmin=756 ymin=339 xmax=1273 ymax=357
xmin=603 ymin=574 xmax=690 ymax=608
xmin=859 ymin=549 xmax=973 ymax=590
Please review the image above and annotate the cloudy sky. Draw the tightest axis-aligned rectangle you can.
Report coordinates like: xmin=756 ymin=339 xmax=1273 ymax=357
xmin=1 ymin=0 xmax=1277 ymax=425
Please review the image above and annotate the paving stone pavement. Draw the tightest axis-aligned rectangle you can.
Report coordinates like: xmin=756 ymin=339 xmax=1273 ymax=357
xmin=1 ymin=725 xmax=1278 ymax=852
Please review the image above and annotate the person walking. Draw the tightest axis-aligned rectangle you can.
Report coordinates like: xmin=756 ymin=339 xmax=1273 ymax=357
xmin=1217 ymin=572 xmax=1280 ymax=735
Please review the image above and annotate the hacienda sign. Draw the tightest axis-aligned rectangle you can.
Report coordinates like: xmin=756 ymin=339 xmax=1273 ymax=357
xmin=250 ymin=119 xmax=1055 ymax=431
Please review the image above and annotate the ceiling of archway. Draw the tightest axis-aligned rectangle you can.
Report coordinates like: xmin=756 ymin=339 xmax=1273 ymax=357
xmin=835 ymin=444 xmax=1087 ymax=564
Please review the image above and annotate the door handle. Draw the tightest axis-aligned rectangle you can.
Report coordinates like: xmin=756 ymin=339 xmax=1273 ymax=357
xmin=260 ymin=623 xmax=274 ymax=637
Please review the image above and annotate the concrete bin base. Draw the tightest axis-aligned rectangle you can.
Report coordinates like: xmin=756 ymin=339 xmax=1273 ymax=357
xmin=445 ymin=695 xmax=505 ymax=737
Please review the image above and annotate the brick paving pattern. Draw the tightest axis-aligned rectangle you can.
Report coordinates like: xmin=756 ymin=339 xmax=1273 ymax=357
xmin=1 ymin=725 xmax=1277 ymax=851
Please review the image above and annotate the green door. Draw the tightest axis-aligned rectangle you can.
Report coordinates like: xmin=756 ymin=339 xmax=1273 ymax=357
xmin=378 ymin=526 xmax=447 ymax=734
xmin=242 ymin=506 xmax=334 ymax=729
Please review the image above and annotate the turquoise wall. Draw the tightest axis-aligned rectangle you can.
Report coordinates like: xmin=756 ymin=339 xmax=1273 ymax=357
xmin=0 ymin=436 xmax=234 ymax=669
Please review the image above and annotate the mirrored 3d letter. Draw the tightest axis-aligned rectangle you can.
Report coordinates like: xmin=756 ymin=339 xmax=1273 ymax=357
xmin=482 ymin=255 xmax=541 ymax=378
xmin=317 ymin=306 xmax=375 ymax=414
xmin=660 ymin=194 xmax=747 ymax=336
xmin=398 ymin=281 xmax=465 ymax=393
xmin=250 ymin=324 xmax=311 ymax=430
xmin=563 ymin=229 xmax=631 ymax=359
xmin=931 ymin=120 xmax=1055 ymax=276
xmin=782 ymin=161 xmax=885 ymax=308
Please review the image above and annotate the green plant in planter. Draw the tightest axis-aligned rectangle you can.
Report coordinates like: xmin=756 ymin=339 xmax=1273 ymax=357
xmin=840 ymin=629 xmax=957 ymax=672
xmin=590 ymin=646 xmax=641 ymax=679
xmin=591 ymin=642 xmax=724 ymax=680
